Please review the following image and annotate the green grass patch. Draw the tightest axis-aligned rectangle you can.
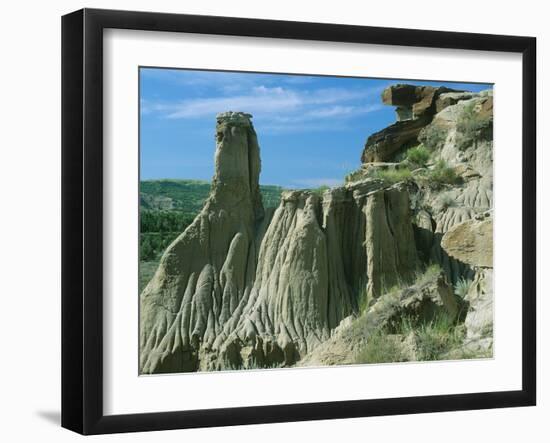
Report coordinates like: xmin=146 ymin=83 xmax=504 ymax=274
xmin=371 ymin=167 xmax=413 ymax=184
xmin=355 ymin=333 xmax=409 ymax=364
xmin=405 ymin=144 xmax=430 ymax=167
xmin=140 ymin=179 xmax=284 ymax=211
xmin=427 ymin=160 xmax=460 ymax=186
xmin=356 ymin=312 xmax=465 ymax=365
xmin=354 ymin=264 xmax=469 ymax=364
xmin=405 ymin=315 xmax=463 ymax=361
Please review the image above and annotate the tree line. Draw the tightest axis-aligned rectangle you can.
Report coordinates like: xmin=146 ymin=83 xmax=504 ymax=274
xmin=140 ymin=210 xmax=196 ymax=261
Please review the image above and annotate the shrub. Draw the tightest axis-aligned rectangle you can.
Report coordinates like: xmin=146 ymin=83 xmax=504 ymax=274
xmin=355 ymin=333 xmax=408 ymax=364
xmin=372 ymin=167 xmax=413 ymax=184
xmin=414 ymin=315 xmax=464 ymax=360
xmin=395 ymin=313 xmax=463 ymax=361
xmin=405 ymin=144 xmax=431 ymax=167
xmin=356 ymin=311 xmax=464 ymax=364
xmin=456 ymin=102 xmax=492 ymax=150
xmin=427 ymin=160 xmax=460 ymax=186
xmin=419 ymin=125 xmax=447 ymax=151
xmin=454 ymin=277 xmax=472 ymax=299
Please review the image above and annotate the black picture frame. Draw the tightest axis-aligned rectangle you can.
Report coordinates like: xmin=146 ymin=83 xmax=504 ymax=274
xmin=61 ymin=8 xmax=537 ymax=435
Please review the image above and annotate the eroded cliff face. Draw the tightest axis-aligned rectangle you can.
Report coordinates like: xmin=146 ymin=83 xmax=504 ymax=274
xmin=140 ymin=112 xmax=418 ymax=373
xmin=140 ymin=83 xmax=494 ymax=373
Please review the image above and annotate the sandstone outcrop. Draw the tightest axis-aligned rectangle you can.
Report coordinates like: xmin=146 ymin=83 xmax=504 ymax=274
xmin=381 ymin=84 xmax=458 ymax=121
xmin=362 ymin=84 xmax=467 ymax=163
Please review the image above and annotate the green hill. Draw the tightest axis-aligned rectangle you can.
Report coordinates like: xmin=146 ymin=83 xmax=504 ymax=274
xmin=140 ymin=179 xmax=284 ymax=212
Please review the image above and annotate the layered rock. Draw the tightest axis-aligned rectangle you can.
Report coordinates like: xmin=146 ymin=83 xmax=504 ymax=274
xmin=362 ymin=84 xmax=465 ymax=163
xmin=361 ymin=117 xmax=431 ymax=163
xmin=381 ymin=84 xmax=458 ymax=121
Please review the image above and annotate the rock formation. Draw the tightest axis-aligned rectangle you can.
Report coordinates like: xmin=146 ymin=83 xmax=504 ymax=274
xmin=140 ymin=111 xmax=418 ymax=373
xmin=361 ymin=84 xmax=463 ymax=163
xmin=140 ymin=82 xmax=494 ymax=373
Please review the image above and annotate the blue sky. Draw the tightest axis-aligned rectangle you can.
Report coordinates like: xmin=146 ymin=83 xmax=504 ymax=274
xmin=140 ymin=68 xmax=492 ymax=188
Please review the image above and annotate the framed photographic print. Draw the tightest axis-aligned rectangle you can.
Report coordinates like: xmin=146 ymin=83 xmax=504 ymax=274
xmin=61 ymin=8 xmax=536 ymax=435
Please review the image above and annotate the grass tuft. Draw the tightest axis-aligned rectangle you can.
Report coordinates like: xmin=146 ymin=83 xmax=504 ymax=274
xmin=407 ymin=315 xmax=463 ymax=361
xmin=454 ymin=277 xmax=473 ymax=299
xmin=405 ymin=144 xmax=431 ymax=167
xmin=371 ymin=167 xmax=413 ymax=184
xmin=356 ymin=313 xmax=465 ymax=364
xmin=427 ymin=160 xmax=460 ymax=186
xmin=355 ymin=333 xmax=408 ymax=364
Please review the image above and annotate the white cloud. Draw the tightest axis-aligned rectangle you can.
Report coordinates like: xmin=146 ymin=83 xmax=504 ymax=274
xmin=163 ymin=86 xmax=303 ymax=119
xmin=141 ymin=82 xmax=385 ymax=134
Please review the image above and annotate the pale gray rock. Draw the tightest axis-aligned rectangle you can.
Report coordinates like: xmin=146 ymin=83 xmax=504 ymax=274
xmin=463 ymin=268 xmax=493 ymax=353
xmin=365 ymin=184 xmax=418 ymax=298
